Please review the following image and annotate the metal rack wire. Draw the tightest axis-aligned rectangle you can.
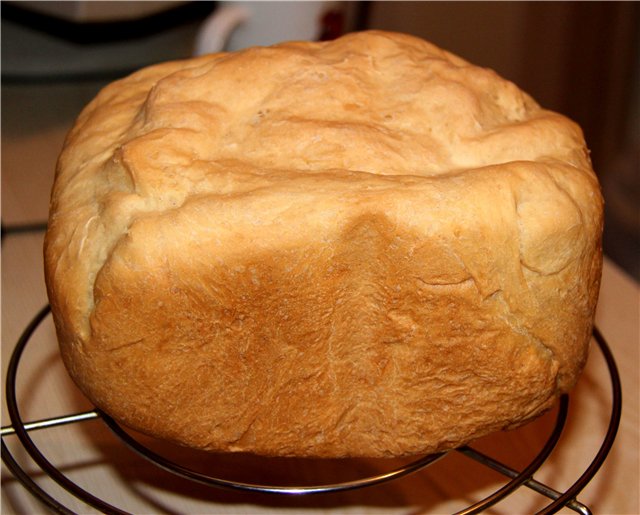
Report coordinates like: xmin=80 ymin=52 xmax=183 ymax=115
xmin=2 ymin=305 xmax=622 ymax=514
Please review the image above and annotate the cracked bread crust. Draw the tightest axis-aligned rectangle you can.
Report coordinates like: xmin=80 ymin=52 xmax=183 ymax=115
xmin=44 ymin=31 xmax=603 ymax=457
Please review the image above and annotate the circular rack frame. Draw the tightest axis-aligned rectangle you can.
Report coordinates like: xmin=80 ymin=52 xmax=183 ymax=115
xmin=2 ymin=305 xmax=622 ymax=515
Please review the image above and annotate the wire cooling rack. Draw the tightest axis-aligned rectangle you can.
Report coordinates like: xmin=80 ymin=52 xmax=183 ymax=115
xmin=1 ymin=305 xmax=622 ymax=515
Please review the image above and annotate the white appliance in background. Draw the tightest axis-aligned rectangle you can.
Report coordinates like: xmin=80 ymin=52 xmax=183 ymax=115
xmin=4 ymin=1 xmax=188 ymax=22
xmin=194 ymin=1 xmax=347 ymax=55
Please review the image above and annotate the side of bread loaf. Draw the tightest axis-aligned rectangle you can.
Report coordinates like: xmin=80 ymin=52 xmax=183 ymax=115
xmin=45 ymin=31 xmax=603 ymax=457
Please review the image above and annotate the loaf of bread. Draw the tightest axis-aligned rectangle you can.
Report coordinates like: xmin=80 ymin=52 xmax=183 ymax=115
xmin=44 ymin=31 xmax=603 ymax=458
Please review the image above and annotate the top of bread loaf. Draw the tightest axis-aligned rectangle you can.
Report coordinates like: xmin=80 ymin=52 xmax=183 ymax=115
xmin=45 ymin=29 xmax=600 ymax=357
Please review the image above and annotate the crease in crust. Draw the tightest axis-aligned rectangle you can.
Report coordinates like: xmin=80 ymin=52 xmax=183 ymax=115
xmin=487 ymin=288 xmax=559 ymax=384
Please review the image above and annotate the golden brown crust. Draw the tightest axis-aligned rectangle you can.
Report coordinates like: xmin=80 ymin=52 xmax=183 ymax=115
xmin=44 ymin=31 xmax=603 ymax=457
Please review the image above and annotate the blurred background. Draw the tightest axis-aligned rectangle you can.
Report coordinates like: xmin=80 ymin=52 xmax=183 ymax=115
xmin=2 ymin=1 xmax=639 ymax=280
